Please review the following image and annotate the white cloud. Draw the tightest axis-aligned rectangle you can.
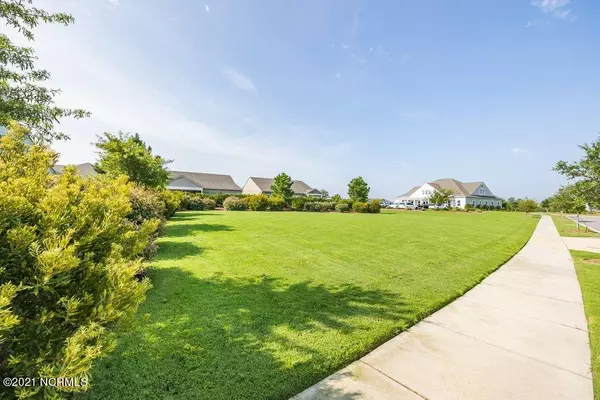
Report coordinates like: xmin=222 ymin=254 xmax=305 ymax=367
xmin=510 ymin=147 xmax=530 ymax=155
xmin=531 ymin=0 xmax=573 ymax=19
xmin=532 ymin=0 xmax=569 ymax=13
xmin=204 ymin=4 xmax=210 ymax=15
xmin=221 ymin=67 xmax=257 ymax=92
xmin=108 ymin=0 xmax=120 ymax=6
xmin=10 ymin=8 xmax=355 ymax=196
xmin=554 ymin=9 xmax=571 ymax=19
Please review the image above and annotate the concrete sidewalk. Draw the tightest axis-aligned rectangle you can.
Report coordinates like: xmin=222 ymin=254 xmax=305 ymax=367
xmin=562 ymin=236 xmax=600 ymax=253
xmin=292 ymin=215 xmax=593 ymax=400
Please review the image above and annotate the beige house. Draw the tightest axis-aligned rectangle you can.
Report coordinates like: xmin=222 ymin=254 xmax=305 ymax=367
xmin=242 ymin=177 xmax=322 ymax=197
xmin=167 ymin=171 xmax=242 ymax=194
xmin=395 ymin=178 xmax=503 ymax=209
xmin=51 ymin=163 xmax=98 ymax=178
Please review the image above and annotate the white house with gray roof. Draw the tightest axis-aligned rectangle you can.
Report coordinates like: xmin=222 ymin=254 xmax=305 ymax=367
xmin=167 ymin=171 xmax=242 ymax=194
xmin=242 ymin=177 xmax=322 ymax=197
xmin=395 ymin=178 xmax=503 ymax=209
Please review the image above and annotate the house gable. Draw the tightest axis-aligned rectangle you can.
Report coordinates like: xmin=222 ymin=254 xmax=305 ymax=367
xmin=168 ymin=176 xmax=204 ymax=192
xmin=242 ymin=178 xmax=264 ymax=195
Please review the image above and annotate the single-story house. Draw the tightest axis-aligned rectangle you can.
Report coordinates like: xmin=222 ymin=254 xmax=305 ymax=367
xmin=167 ymin=171 xmax=242 ymax=194
xmin=242 ymin=177 xmax=323 ymax=197
xmin=395 ymin=178 xmax=503 ymax=209
xmin=51 ymin=163 xmax=98 ymax=178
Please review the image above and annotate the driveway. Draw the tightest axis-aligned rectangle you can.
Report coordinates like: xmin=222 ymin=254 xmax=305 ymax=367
xmin=568 ymin=214 xmax=600 ymax=233
xmin=293 ymin=215 xmax=593 ymax=400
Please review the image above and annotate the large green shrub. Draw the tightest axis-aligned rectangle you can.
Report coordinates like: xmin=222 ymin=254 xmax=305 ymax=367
xmin=335 ymin=203 xmax=349 ymax=212
xmin=304 ymin=202 xmax=317 ymax=212
xmin=224 ymin=196 xmax=247 ymax=211
xmin=291 ymin=196 xmax=309 ymax=211
xmin=129 ymin=185 xmax=166 ymax=226
xmin=0 ymin=126 xmax=154 ymax=399
xmin=159 ymin=190 xmax=183 ymax=218
xmin=209 ymin=193 xmax=229 ymax=207
xmin=268 ymin=196 xmax=285 ymax=211
xmin=202 ymin=198 xmax=216 ymax=210
xmin=247 ymin=194 xmax=269 ymax=211
xmin=185 ymin=193 xmax=205 ymax=210
xmin=352 ymin=201 xmax=369 ymax=213
xmin=368 ymin=200 xmax=381 ymax=214
xmin=128 ymin=186 xmax=166 ymax=259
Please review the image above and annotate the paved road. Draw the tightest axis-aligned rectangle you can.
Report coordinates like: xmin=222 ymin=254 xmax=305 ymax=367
xmin=568 ymin=214 xmax=600 ymax=233
xmin=292 ymin=215 xmax=593 ymax=400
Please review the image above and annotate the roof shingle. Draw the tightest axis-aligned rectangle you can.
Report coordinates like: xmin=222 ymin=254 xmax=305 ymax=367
xmin=169 ymin=171 xmax=241 ymax=191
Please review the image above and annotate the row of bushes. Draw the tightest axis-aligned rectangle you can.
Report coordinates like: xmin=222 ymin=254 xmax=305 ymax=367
xmin=219 ymin=195 xmax=381 ymax=213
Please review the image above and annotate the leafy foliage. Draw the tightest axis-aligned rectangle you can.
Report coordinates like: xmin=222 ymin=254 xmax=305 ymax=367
xmin=202 ymin=198 xmax=216 ymax=210
xmin=0 ymin=0 xmax=89 ymax=142
xmin=547 ymin=185 xmax=586 ymax=214
xmin=335 ymin=203 xmax=349 ymax=212
xmin=0 ymin=123 xmax=153 ymax=398
xmin=429 ymin=188 xmax=454 ymax=207
xmin=319 ymin=189 xmax=329 ymax=199
xmin=368 ymin=199 xmax=381 ymax=214
xmin=270 ymin=173 xmax=294 ymax=203
xmin=94 ymin=132 xmax=171 ymax=189
xmin=224 ymin=196 xmax=247 ymax=211
xmin=352 ymin=201 xmax=369 ymax=213
xmin=159 ymin=190 xmax=184 ymax=218
xmin=291 ymin=196 xmax=310 ymax=211
xmin=247 ymin=194 xmax=269 ymax=211
xmin=347 ymin=177 xmax=370 ymax=202
xmin=331 ymin=194 xmax=342 ymax=202
xmin=517 ymin=198 xmax=539 ymax=214
xmin=555 ymin=135 xmax=600 ymax=209
xmin=268 ymin=196 xmax=285 ymax=211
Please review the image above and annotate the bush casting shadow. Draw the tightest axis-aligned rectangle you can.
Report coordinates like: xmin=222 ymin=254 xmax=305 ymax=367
xmin=83 ymin=269 xmax=410 ymax=400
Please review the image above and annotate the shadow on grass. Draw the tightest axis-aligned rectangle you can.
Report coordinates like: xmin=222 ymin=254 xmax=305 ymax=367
xmin=154 ymin=241 xmax=205 ymax=260
xmin=84 ymin=269 xmax=410 ymax=400
xmin=172 ymin=212 xmax=224 ymax=220
xmin=165 ymin=223 xmax=235 ymax=238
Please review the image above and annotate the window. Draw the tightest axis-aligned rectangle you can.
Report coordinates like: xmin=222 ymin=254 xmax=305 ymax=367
xmin=479 ymin=188 xmax=485 ymax=195
xmin=478 ymin=200 xmax=481 ymax=205
xmin=457 ymin=200 xmax=461 ymax=206
xmin=484 ymin=201 xmax=487 ymax=205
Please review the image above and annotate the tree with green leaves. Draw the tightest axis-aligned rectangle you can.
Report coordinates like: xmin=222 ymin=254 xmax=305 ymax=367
xmin=270 ymin=172 xmax=294 ymax=203
xmin=347 ymin=176 xmax=370 ymax=202
xmin=0 ymin=0 xmax=89 ymax=142
xmin=429 ymin=188 xmax=454 ymax=208
xmin=320 ymin=189 xmax=329 ymax=199
xmin=554 ymin=135 xmax=600 ymax=209
xmin=331 ymin=194 xmax=342 ymax=202
xmin=517 ymin=198 xmax=538 ymax=214
xmin=505 ymin=197 xmax=519 ymax=211
xmin=549 ymin=184 xmax=587 ymax=228
xmin=94 ymin=132 xmax=171 ymax=189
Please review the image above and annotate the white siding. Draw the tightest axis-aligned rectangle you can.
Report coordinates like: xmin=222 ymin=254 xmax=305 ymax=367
xmin=167 ymin=177 xmax=203 ymax=192
xmin=242 ymin=178 xmax=263 ymax=194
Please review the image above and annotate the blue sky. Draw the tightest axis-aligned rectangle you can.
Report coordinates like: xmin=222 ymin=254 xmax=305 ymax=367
xmin=24 ymin=0 xmax=600 ymax=200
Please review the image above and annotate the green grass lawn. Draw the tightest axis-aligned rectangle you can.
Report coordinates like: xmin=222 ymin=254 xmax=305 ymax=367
xmin=571 ymin=250 xmax=600 ymax=398
xmin=84 ymin=211 xmax=538 ymax=400
xmin=552 ymin=215 xmax=599 ymax=237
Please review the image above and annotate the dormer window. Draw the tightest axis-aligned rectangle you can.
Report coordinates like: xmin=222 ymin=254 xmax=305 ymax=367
xmin=479 ymin=188 xmax=485 ymax=195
